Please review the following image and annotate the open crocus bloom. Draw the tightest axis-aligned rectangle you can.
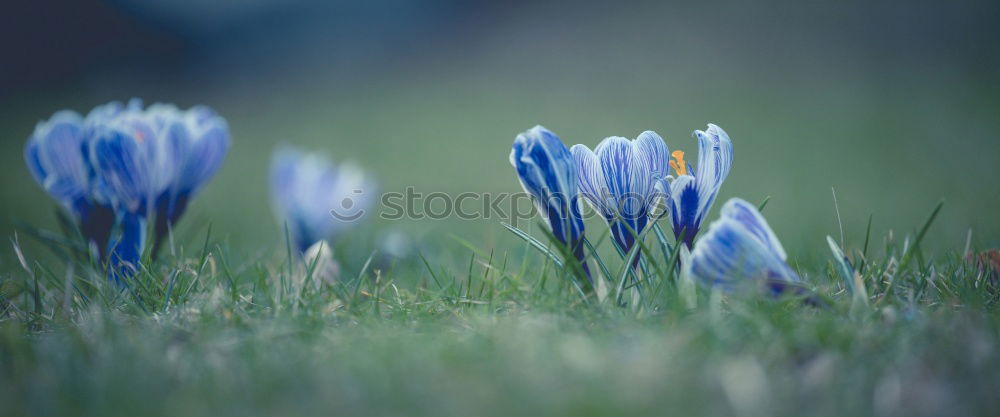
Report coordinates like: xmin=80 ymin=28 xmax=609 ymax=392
xmin=24 ymin=99 xmax=230 ymax=281
xmin=270 ymin=147 xmax=376 ymax=253
xmin=684 ymin=198 xmax=801 ymax=295
xmin=510 ymin=126 xmax=589 ymax=279
xmin=668 ymin=123 xmax=733 ymax=248
xmin=571 ymin=131 xmax=671 ymax=256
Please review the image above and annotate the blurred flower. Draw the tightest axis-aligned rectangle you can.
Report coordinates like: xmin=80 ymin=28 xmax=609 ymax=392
xmin=668 ymin=123 xmax=733 ymax=248
xmin=270 ymin=147 xmax=376 ymax=253
xmin=511 ymin=126 xmax=589 ymax=278
xmin=684 ymin=198 xmax=801 ymax=295
xmin=571 ymin=131 xmax=670 ymax=256
xmin=24 ymin=99 xmax=230 ymax=280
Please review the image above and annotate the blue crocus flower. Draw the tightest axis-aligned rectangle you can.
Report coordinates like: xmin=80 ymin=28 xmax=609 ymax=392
xmin=510 ymin=126 xmax=589 ymax=279
xmin=24 ymin=99 xmax=230 ymax=281
xmin=270 ymin=147 xmax=377 ymax=253
xmin=668 ymin=123 xmax=733 ymax=248
xmin=571 ymin=131 xmax=671 ymax=256
xmin=684 ymin=198 xmax=801 ymax=295
xmin=24 ymin=110 xmax=116 ymax=254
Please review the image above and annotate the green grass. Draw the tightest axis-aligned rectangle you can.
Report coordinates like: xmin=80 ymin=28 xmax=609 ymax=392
xmin=1 ymin=205 xmax=998 ymax=417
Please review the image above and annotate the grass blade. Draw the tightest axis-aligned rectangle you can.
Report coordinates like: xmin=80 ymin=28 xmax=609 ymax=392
xmin=879 ymin=200 xmax=943 ymax=304
xmin=501 ymin=223 xmax=564 ymax=268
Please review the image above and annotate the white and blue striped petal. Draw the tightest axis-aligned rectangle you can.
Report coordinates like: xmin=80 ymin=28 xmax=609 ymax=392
xmin=685 ymin=198 xmax=799 ymax=295
xmin=571 ymin=131 xmax=670 ymax=254
xmin=669 ymin=123 xmax=733 ymax=247
xmin=162 ymin=105 xmax=229 ymax=199
xmin=24 ymin=110 xmax=92 ymax=218
xmin=510 ymin=126 xmax=585 ymax=249
xmin=270 ymin=147 xmax=377 ymax=253
xmin=88 ymin=113 xmax=163 ymax=217
xmin=154 ymin=104 xmax=231 ymax=225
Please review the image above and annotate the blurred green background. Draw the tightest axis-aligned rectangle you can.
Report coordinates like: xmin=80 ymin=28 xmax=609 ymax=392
xmin=1 ymin=0 xmax=998 ymax=268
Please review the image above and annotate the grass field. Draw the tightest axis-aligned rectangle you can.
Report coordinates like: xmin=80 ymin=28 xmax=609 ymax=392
xmin=1 ymin=201 xmax=999 ymax=416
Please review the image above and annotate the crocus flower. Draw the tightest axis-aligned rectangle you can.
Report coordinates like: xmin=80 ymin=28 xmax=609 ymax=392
xmin=510 ymin=126 xmax=589 ymax=278
xmin=24 ymin=99 xmax=230 ymax=281
xmin=571 ymin=131 xmax=671 ymax=256
xmin=270 ymin=147 xmax=376 ymax=253
xmin=24 ymin=110 xmax=116 ymax=254
xmin=684 ymin=198 xmax=801 ymax=295
xmin=668 ymin=123 xmax=733 ymax=248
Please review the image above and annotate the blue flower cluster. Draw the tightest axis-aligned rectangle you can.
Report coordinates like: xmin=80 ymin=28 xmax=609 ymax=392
xmin=511 ymin=123 xmax=799 ymax=295
xmin=24 ymin=99 xmax=230 ymax=280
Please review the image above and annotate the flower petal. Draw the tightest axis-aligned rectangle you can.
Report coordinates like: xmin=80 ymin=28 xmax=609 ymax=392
xmin=692 ymin=123 xmax=733 ymax=218
xmin=24 ymin=111 xmax=92 ymax=213
xmin=24 ymin=138 xmax=46 ymax=186
xmin=511 ymin=127 xmax=579 ymax=239
xmin=669 ymin=174 xmax=700 ymax=247
xmin=685 ymin=198 xmax=799 ymax=294
xmin=634 ymin=130 xmax=670 ymax=185
xmin=168 ymin=126 xmax=227 ymax=196
xmin=633 ymin=130 xmax=671 ymax=218
xmin=719 ymin=198 xmax=786 ymax=260
xmin=667 ymin=124 xmax=734 ymax=246
xmin=173 ymin=107 xmax=230 ymax=196
xmin=571 ymin=143 xmax=609 ymax=219
xmin=595 ymin=136 xmax=645 ymax=251
xmin=89 ymin=123 xmax=158 ymax=215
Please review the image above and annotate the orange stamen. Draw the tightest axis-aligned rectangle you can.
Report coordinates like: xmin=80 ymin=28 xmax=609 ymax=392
xmin=670 ymin=150 xmax=688 ymax=176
